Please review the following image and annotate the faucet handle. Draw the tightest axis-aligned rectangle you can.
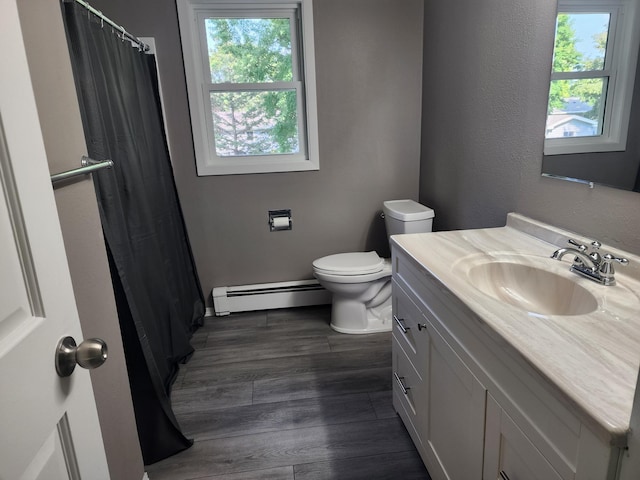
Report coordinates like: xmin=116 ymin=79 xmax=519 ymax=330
xmin=599 ymin=253 xmax=629 ymax=285
xmin=567 ymin=238 xmax=587 ymax=252
xmin=602 ymin=253 xmax=629 ymax=266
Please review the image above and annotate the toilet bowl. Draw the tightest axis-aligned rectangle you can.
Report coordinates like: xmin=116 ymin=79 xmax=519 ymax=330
xmin=313 ymin=252 xmax=393 ymax=334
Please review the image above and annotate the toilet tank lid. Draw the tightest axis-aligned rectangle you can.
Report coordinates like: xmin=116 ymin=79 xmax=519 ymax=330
xmin=383 ymin=200 xmax=434 ymax=221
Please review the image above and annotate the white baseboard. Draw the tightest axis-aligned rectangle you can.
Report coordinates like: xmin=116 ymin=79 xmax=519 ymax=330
xmin=142 ymin=473 xmax=150 ymax=480
xmin=211 ymin=279 xmax=331 ymax=316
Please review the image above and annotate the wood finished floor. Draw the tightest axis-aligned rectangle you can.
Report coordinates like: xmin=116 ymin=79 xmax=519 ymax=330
xmin=146 ymin=306 xmax=431 ymax=480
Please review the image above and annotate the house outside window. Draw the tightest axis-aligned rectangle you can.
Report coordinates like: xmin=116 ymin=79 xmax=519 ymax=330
xmin=544 ymin=0 xmax=640 ymax=155
xmin=177 ymin=0 xmax=319 ymax=175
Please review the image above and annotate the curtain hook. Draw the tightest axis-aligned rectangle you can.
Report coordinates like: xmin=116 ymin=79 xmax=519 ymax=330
xmin=95 ymin=8 xmax=104 ymax=27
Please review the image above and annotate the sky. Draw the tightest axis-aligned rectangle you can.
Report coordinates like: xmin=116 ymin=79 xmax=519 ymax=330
xmin=570 ymin=12 xmax=610 ymax=61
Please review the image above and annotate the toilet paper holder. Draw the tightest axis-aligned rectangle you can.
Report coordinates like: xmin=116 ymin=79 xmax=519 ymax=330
xmin=269 ymin=209 xmax=292 ymax=231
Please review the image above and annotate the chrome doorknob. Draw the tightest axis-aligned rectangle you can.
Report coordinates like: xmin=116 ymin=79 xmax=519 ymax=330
xmin=55 ymin=336 xmax=108 ymax=377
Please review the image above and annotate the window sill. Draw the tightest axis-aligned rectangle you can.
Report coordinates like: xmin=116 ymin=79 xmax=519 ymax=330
xmin=196 ymin=156 xmax=319 ymax=176
xmin=544 ymin=136 xmax=627 ymax=155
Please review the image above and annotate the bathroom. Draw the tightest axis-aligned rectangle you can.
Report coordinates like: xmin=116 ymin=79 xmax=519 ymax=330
xmin=4 ymin=0 xmax=640 ymax=478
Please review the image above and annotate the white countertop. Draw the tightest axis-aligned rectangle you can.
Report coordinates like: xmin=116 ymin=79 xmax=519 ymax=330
xmin=391 ymin=213 xmax=640 ymax=445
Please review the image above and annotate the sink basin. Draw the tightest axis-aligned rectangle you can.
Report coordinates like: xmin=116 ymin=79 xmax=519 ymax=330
xmin=466 ymin=261 xmax=598 ymax=316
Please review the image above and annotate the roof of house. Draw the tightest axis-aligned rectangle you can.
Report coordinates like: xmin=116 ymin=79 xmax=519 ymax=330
xmin=546 ymin=113 xmax=598 ymax=130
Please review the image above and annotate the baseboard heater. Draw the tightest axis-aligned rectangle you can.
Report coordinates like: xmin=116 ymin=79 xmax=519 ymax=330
xmin=211 ymin=279 xmax=331 ymax=316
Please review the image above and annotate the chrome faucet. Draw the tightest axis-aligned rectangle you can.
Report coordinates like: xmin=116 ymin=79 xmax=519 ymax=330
xmin=551 ymin=239 xmax=628 ymax=286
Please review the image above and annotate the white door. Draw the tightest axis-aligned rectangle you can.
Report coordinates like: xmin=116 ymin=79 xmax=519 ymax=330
xmin=0 ymin=0 xmax=110 ymax=478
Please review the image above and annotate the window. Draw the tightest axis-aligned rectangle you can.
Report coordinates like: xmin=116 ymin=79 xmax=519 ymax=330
xmin=177 ymin=0 xmax=319 ymax=175
xmin=544 ymin=0 xmax=640 ymax=155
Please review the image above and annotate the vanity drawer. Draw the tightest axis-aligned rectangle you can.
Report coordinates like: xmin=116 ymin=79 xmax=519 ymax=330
xmin=392 ymin=334 xmax=425 ymax=452
xmin=392 ymin=279 xmax=428 ymax=369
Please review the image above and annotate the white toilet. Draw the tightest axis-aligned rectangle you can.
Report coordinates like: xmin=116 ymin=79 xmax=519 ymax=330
xmin=313 ymin=200 xmax=435 ymax=334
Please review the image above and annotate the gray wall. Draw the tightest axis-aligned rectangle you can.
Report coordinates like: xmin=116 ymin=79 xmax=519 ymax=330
xmin=420 ymin=0 xmax=640 ymax=255
xmin=90 ymin=0 xmax=424 ymax=303
xmin=17 ymin=2 xmax=144 ymax=478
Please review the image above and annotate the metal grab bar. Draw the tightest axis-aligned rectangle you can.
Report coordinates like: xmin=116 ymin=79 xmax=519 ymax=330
xmin=51 ymin=156 xmax=113 ymax=184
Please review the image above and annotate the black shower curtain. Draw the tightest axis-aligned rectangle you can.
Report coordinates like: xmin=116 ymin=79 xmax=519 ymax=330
xmin=62 ymin=1 xmax=204 ymax=464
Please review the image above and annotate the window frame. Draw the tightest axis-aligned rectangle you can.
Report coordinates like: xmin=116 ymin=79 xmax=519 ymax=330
xmin=177 ymin=0 xmax=319 ymax=175
xmin=544 ymin=0 xmax=640 ymax=156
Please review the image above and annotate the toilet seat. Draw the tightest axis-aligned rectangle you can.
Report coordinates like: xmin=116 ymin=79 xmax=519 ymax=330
xmin=312 ymin=251 xmax=384 ymax=276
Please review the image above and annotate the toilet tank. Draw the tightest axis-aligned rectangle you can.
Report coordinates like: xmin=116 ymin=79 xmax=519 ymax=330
xmin=383 ymin=200 xmax=435 ymax=236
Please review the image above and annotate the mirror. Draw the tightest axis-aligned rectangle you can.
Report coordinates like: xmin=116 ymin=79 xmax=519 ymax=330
xmin=541 ymin=6 xmax=640 ymax=192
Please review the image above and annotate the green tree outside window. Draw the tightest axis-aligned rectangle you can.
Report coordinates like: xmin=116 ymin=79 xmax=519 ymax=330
xmin=206 ymin=18 xmax=300 ymax=157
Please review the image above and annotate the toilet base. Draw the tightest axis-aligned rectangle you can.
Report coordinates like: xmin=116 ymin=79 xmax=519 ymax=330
xmin=329 ymin=297 xmax=393 ymax=334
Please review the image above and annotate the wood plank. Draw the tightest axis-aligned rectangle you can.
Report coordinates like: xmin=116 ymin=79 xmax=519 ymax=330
xmin=200 ymin=311 xmax=268 ymax=332
xmin=190 ymin=330 xmax=208 ymax=350
xmin=204 ymin=321 xmax=332 ymax=347
xmin=327 ymin=332 xmax=392 ymax=352
xmin=181 ymin=348 xmax=392 ymax=388
xmin=171 ymin=381 xmax=254 ymax=415
xmin=369 ymin=390 xmax=397 ymax=419
xmin=205 ymin=330 xmax=331 ymax=351
xmin=293 ymin=450 xmax=430 ymax=480
xmin=266 ymin=306 xmax=331 ymax=325
xmin=201 ymin=306 xmax=330 ymax=334
xmin=177 ymin=393 xmax=377 ymax=441
xmin=188 ymin=335 xmax=331 ymax=367
xmin=252 ymin=367 xmax=391 ymax=404
xmin=197 ymin=466 xmax=295 ymax=480
xmin=146 ymin=417 xmax=417 ymax=480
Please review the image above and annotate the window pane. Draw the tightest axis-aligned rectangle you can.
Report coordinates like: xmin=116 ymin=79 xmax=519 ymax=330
xmin=546 ymin=77 xmax=607 ymax=138
xmin=205 ymin=18 xmax=293 ymax=83
xmin=553 ymin=13 xmax=609 ymax=73
xmin=211 ymin=90 xmax=300 ymax=157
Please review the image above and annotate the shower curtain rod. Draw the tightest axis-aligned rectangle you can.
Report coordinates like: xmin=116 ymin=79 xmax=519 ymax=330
xmin=51 ymin=156 xmax=114 ymax=184
xmin=70 ymin=0 xmax=150 ymax=52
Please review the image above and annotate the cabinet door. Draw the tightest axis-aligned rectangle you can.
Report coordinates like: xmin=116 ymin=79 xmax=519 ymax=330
xmin=424 ymin=323 xmax=487 ymax=480
xmin=484 ymin=394 xmax=564 ymax=480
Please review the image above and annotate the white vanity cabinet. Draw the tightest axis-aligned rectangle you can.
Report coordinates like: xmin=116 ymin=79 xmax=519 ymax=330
xmin=393 ymin=279 xmax=486 ymax=480
xmin=391 ymin=245 xmax=622 ymax=480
